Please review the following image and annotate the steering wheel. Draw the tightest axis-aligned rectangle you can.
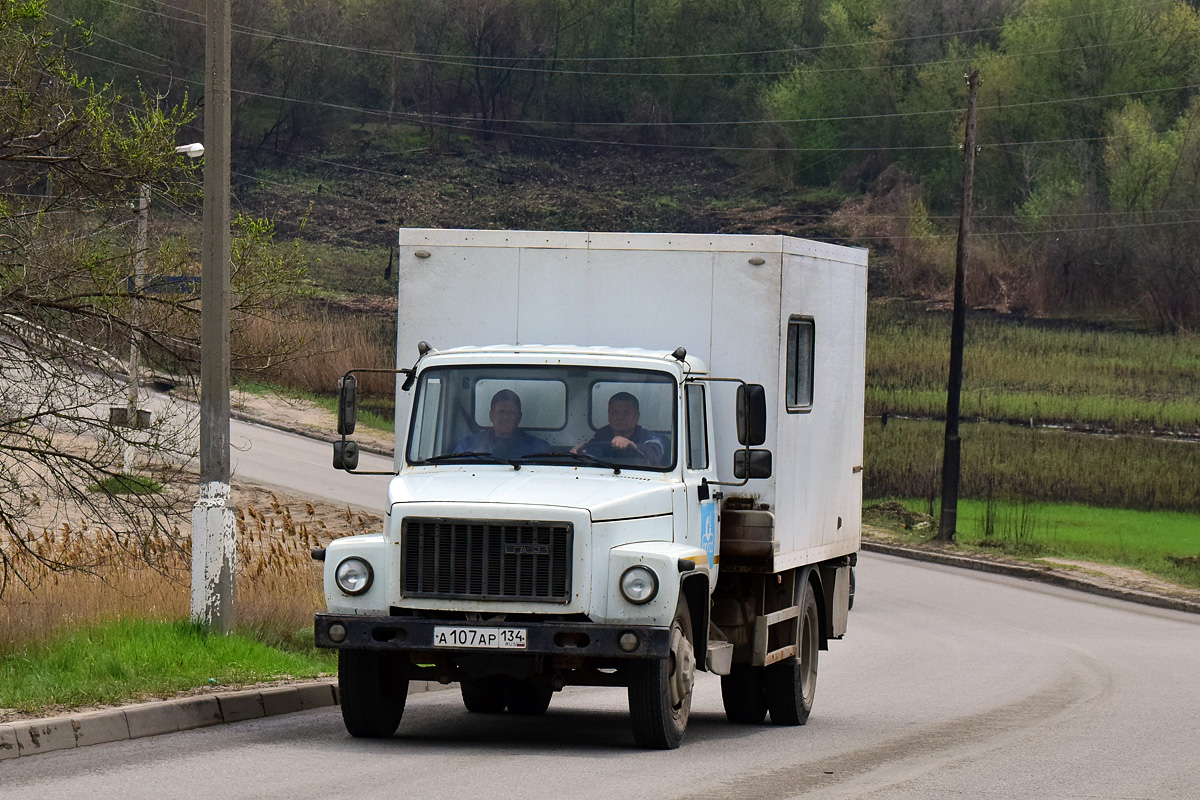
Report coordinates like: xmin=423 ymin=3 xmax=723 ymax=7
xmin=583 ymin=440 xmax=649 ymax=464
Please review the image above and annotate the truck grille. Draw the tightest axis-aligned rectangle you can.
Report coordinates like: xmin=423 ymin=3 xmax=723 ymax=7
xmin=401 ymin=517 xmax=573 ymax=603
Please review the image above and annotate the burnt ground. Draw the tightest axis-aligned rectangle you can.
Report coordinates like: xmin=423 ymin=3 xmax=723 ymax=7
xmin=229 ymin=132 xmax=850 ymax=294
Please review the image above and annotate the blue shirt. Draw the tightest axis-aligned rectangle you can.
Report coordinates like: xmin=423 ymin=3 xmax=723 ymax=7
xmin=453 ymin=429 xmax=549 ymax=460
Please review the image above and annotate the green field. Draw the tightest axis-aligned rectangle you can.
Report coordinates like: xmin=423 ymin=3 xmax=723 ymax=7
xmin=868 ymin=302 xmax=1200 ymax=435
xmin=0 ymin=619 xmax=336 ymax=712
xmin=865 ymin=418 xmax=1200 ymax=513
xmin=867 ymin=499 xmax=1200 ymax=590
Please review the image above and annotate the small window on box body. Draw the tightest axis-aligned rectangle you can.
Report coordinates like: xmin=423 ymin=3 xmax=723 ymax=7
xmin=786 ymin=316 xmax=815 ymax=412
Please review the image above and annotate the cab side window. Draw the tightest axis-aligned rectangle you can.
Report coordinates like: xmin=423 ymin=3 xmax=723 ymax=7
xmin=685 ymin=383 xmax=708 ymax=470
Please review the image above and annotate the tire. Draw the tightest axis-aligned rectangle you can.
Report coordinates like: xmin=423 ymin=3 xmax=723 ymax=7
xmin=461 ymin=677 xmax=507 ymax=713
xmin=628 ymin=593 xmax=695 ymax=749
xmin=848 ymin=566 xmax=856 ymax=611
xmin=504 ymin=683 xmax=554 ymax=716
xmin=339 ymin=649 xmax=409 ymax=738
xmin=720 ymin=664 xmax=769 ymax=724
xmin=766 ymin=582 xmax=819 ymax=726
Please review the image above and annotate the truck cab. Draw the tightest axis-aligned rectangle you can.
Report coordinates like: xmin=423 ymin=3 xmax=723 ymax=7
xmin=318 ymin=345 xmax=744 ymax=748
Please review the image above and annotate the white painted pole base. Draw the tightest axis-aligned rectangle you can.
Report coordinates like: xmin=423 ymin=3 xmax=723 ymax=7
xmin=191 ymin=482 xmax=237 ymax=635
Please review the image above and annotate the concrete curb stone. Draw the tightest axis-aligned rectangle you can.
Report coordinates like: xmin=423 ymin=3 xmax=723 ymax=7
xmin=14 ymin=718 xmax=77 ymax=756
xmin=71 ymin=710 xmax=131 ymax=748
xmin=214 ymin=691 xmax=265 ymax=724
xmin=0 ymin=725 xmax=20 ymax=761
xmin=1 ymin=672 xmax=457 ymax=761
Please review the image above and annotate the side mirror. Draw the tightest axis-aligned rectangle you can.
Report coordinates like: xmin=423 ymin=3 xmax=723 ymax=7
xmin=733 ymin=448 xmax=772 ymax=479
xmin=333 ymin=440 xmax=360 ymax=471
xmin=338 ymin=375 xmax=358 ymax=435
xmin=736 ymin=384 xmax=767 ymax=446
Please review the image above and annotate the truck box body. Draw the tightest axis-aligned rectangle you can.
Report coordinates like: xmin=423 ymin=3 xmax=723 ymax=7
xmin=394 ymin=229 xmax=868 ymax=570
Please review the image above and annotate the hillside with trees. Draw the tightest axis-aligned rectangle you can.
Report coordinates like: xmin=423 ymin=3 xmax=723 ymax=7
xmin=11 ymin=0 xmax=1200 ymax=330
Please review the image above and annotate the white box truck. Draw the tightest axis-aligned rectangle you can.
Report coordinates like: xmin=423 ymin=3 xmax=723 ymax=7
xmin=315 ymin=229 xmax=867 ymax=749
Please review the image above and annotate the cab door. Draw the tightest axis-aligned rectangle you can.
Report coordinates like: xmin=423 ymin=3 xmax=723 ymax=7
xmin=683 ymin=382 xmax=720 ymax=585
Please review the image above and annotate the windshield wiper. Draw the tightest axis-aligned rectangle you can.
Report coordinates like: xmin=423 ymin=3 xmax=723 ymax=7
xmin=424 ymin=452 xmax=520 ymax=470
xmin=518 ymin=451 xmax=621 ymax=474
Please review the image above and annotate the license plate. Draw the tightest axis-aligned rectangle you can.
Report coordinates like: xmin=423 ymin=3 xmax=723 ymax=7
xmin=432 ymin=626 xmax=527 ymax=650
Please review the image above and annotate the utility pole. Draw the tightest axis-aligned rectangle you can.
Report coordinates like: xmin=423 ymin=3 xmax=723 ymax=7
xmin=124 ymin=183 xmax=150 ymax=477
xmin=192 ymin=0 xmax=235 ymax=633
xmin=937 ymin=69 xmax=980 ymax=543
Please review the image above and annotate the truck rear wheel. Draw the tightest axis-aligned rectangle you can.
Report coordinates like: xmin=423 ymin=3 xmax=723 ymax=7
xmin=504 ymin=683 xmax=554 ymax=716
xmin=461 ymin=677 xmax=507 ymax=713
xmin=628 ymin=594 xmax=695 ymax=749
xmin=339 ymin=649 xmax=409 ymax=738
xmin=766 ymin=582 xmax=819 ymax=726
xmin=720 ymin=664 xmax=768 ymax=724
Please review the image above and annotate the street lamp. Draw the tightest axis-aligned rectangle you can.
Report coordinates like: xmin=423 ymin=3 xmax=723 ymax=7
xmin=122 ymin=142 xmax=205 ymax=476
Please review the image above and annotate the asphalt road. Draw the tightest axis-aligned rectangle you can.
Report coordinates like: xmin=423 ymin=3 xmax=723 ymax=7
xmin=4 ymin=552 xmax=1197 ymax=799
xmin=226 ymin=417 xmax=393 ymax=511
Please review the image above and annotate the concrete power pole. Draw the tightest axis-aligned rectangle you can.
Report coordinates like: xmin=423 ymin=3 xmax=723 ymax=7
xmin=937 ymin=69 xmax=980 ymax=543
xmin=192 ymin=0 xmax=235 ymax=633
xmin=124 ymin=183 xmax=150 ymax=477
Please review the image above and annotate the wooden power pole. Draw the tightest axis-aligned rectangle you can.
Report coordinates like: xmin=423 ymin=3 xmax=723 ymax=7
xmin=937 ymin=70 xmax=980 ymax=543
xmin=192 ymin=0 xmax=235 ymax=633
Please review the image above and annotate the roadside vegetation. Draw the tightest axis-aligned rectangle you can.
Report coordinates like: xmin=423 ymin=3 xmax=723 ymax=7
xmin=0 ymin=619 xmax=336 ymax=713
xmin=0 ymin=491 xmax=375 ymax=712
xmin=868 ymin=302 xmax=1200 ymax=435
xmin=865 ymin=500 xmax=1200 ymax=591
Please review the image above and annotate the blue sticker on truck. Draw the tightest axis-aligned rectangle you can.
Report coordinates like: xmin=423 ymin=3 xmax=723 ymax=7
xmin=700 ymin=500 xmax=716 ymax=568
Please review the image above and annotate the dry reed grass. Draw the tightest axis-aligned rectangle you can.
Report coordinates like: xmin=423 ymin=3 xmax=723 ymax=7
xmin=0 ymin=486 xmax=380 ymax=653
xmin=234 ymin=303 xmax=396 ymax=396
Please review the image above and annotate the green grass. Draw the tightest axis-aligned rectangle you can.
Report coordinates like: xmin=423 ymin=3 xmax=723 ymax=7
xmin=867 ymin=499 xmax=1200 ymax=590
xmin=298 ymin=241 xmax=394 ymax=296
xmin=865 ymin=417 xmax=1200 ymax=513
xmin=88 ymin=475 xmax=163 ymax=495
xmin=868 ymin=301 xmax=1200 ymax=434
xmin=0 ymin=619 xmax=336 ymax=712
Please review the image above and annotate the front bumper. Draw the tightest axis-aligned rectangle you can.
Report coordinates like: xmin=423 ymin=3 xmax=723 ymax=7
xmin=315 ymin=613 xmax=670 ymax=659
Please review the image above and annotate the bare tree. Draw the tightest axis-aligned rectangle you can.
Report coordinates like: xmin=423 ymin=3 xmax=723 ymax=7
xmin=0 ymin=3 xmax=306 ymax=595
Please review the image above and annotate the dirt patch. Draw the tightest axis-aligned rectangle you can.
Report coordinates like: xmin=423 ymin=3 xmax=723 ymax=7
xmin=231 ymin=387 xmax=394 ymax=455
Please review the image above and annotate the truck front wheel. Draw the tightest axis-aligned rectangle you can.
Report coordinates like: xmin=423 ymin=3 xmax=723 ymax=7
xmin=766 ymin=582 xmax=819 ymax=725
xmin=628 ymin=594 xmax=695 ymax=749
xmin=339 ymin=649 xmax=409 ymax=738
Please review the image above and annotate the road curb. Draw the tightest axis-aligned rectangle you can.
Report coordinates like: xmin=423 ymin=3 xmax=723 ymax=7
xmin=862 ymin=540 xmax=1200 ymax=615
xmin=0 ymin=679 xmax=451 ymax=760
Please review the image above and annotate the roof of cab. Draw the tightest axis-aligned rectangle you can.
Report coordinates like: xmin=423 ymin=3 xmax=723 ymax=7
xmin=422 ymin=344 xmax=710 ymax=374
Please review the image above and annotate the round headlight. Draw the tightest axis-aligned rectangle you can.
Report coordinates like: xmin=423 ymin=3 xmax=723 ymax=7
xmin=620 ymin=565 xmax=659 ymax=605
xmin=335 ymin=557 xmax=373 ymax=595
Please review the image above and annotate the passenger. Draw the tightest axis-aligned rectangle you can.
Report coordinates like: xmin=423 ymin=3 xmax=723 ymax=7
xmin=574 ymin=391 xmax=665 ymax=465
xmin=454 ymin=389 xmax=548 ymax=460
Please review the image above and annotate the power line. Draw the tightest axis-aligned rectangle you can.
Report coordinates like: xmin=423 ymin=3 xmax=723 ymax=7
xmin=127 ymin=0 xmax=1180 ymax=66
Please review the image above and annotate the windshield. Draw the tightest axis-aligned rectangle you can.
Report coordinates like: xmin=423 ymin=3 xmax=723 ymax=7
xmin=407 ymin=364 xmax=677 ymax=471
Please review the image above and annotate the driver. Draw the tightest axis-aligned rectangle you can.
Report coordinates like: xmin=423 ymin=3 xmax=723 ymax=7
xmin=454 ymin=389 xmax=548 ymax=460
xmin=574 ymin=391 xmax=665 ymax=465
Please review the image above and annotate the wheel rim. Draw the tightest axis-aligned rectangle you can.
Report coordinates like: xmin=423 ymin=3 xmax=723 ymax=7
xmin=799 ymin=602 xmax=818 ymax=701
xmin=668 ymin=620 xmax=696 ymax=714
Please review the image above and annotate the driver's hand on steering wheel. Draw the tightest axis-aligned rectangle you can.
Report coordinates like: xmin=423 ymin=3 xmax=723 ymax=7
xmin=610 ymin=435 xmax=638 ymax=452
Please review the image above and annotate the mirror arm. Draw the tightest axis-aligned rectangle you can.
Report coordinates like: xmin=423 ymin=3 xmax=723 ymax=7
xmin=334 ymin=367 xmax=411 ymax=476
xmin=684 ymin=375 xmax=753 ymax=487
